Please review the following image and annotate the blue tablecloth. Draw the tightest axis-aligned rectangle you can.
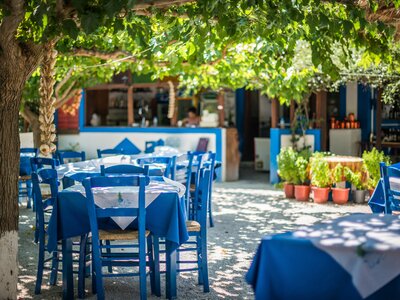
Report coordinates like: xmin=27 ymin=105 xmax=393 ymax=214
xmin=47 ymin=176 xmax=189 ymax=253
xmin=369 ymin=162 xmax=400 ymax=213
xmin=246 ymin=214 xmax=400 ymax=300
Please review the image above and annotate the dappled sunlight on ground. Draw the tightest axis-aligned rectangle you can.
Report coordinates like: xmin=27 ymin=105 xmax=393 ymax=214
xmin=17 ymin=178 xmax=370 ymax=299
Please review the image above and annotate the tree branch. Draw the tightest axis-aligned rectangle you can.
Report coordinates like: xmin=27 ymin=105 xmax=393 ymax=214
xmin=0 ymin=0 xmax=25 ymax=50
xmin=55 ymin=81 xmax=77 ymax=108
xmin=55 ymin=68 xmax=74 ymax=98
xmin=133 ymin=0 xmax=194 ymax=10
xmin=20 ymin=106 xmax=38 ymax=124
xmin=72 ymin=48 xmax=133 ymax=60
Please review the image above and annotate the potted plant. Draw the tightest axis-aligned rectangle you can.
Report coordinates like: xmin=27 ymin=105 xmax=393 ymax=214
xmin=331 ymin=163 xmax=350 ymax=204
xmin=344 ymin=167 xmax=367 ymax=204
xmin=310 ymin=154 xmax=332 ymax=203
xmin=294 ymin=156 xmax=311 ymax=201
xmin=277 ymin=147 xmax=299 ymax=198
xmin=362 ymin=148 xmax=391 ymax=196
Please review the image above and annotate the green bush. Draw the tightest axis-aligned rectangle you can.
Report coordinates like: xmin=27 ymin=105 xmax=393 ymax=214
xmin=344 ymin=167 xmax=365 ymax=190
xmin=295 ymin=156 xmax=309 ymax=185
xmin=332 ymin=163 xmax=344 ymax=185
xmin=362 ymin=148 xmax=391 ymax=188
xmin=310 ymin=156 xmax=332 ymax=188
xmin=277 ymin=147 xmax=299 ymax=184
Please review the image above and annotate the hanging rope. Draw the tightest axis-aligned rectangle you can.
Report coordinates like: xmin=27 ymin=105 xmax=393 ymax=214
xmin=39 ymin=42 xmax=58 ymax=156
xmin=167 ymin=80 xmax=176 ymax=119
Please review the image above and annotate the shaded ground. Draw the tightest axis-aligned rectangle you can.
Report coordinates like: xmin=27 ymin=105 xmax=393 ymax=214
xmin=17 ymin=168 xmax=370 ymax=299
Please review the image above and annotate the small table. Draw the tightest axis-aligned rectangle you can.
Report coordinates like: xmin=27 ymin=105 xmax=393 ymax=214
xmin=247 ymin=214 xmax=400 ymax=300
xmin=47 ymin=176 xmax=189 ymax=299
xmin=322 ymin=155 xmax=364 ymax=173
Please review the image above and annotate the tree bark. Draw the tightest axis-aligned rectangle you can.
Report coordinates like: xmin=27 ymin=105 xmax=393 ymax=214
xmin=0 ymin=79 xmax=24 ymax=299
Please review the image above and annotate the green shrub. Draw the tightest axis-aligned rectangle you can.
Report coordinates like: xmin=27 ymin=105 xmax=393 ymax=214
xmin=332 ymin=163 xmax=344 ymax=185
xmin=362 ymin=148 xmax=391 ymax=188
xmin=277 ymin=147 xmax=299 ymax=184
xmin=344 ymin=167 xmax=365 ymax=190
xmin=310 ymin=156 xmax=332 ymax=188
xmin=295 ymin=156 xmax=309 ymax=184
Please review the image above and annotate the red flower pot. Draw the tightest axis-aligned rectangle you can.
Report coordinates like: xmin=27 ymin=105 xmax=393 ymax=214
xmin=283 ymin=183 xmax=295 ymax=199
xmin=294 ymin=185 xmax=311 ymax=201
xmin=312 ymin=187 xmax=330 ymax=203
xmin=332 ymin=188 xmax=350 ymax=205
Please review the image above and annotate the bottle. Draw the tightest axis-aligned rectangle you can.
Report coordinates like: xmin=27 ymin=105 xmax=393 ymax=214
xmin=279 ymin=117 xmax=285 ymax=129
xmin=153 ymin=116 xmax=158 ymax=127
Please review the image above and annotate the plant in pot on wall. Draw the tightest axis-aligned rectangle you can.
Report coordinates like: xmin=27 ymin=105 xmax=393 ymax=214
xmin=277 ymin=147 xmax=299 ymax=198
xmin=331 ymin=163 xmax=350 ymax=204
xmin=310 ymin=154 xmax=332 ymax=203
xmin=344 ymin=167 xmax=367 ymax=204
xmin=294 ymin=156 xmax=311 ymax=201
xmin=362 ymin=148 xmax=391 ymax=196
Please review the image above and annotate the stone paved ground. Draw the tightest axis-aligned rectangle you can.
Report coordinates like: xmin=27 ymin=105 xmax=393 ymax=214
xmin=17 ymin=171 xmax=370 ymax=299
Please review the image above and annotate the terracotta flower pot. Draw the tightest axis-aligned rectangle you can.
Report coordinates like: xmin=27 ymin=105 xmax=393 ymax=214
xmin=332 ymin=188 xmax=350 ymax=205
xmin=312 ymin=187 xmax=330 ymax=203
xmin=369 ymin=189 xmax=375 ymax=197
xmin=294 ymin=185 xmax=311 ymax=201
xmin=283 ymin=183 xmax=295 ymax=199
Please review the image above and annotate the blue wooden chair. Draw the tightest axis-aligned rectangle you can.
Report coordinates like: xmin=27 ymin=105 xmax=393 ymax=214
xmin=82 ymin=175 xmax=158 ymax=299
xmin=154 ymin=168 xmax=212 ymax=293
xmin=380 ymin=162 xmax=400 ymax=214
xmin=100 ymin=164 xmax=149 ymax=176
xmin=137 ymin=156 xmax=177 ymax=179
xmin=19 ymin=148 xmax=37 ymax=208
xmin=145 ymin=139 xmax=165 ymax=153
xmin=97 ymin=148 xmax=124 ymax=158
xmin=30 ymin=157 xmax=60 ymax=172
xmin=32 ymin=169 xmax=88 ymax=296
xmin=58 ymin=150 xmax=86 ymax=164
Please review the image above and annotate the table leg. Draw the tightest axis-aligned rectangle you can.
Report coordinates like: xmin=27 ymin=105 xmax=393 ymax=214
xmin=166 ymin=241 xmax=177 ymax=300
xmin=62 ymin=238 xmax=74 ymax=300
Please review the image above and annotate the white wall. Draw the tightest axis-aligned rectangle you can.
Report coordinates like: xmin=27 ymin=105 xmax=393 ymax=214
xmin=346 ymin=81 xmax=358 ymax=118
xmin=58 ymin=130 xmax=226 ymax=181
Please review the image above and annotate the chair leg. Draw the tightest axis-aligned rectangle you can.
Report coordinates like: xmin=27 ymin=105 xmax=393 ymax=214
xmin=105 ymin=240 xmax=112 ymax=273
xmin=78 ymin=235 xmax=88 ymax=299
xmin=147 ymin=236 xmax=156 ymax=295
xmin=139 ymin=244 xmax=147 ymax=300
xmin=196 ymin=236 xmax=203 ymax=286
xmin=153 ymin=236 xmax=161 ymax=297
xmin=49 ymin=251 xmax=59 ymax=286
xmin=208 ymin=195 xmax=214 ymax=228
xmin=26 ymin=180 xmax=32 ymax=209
xmin=200 ymin=235 xmax=209 ymax=292
xmin=35 ymin=240 xmax=45 ymax=294
xmin=92 ymin=250 xmax=104 ymax=299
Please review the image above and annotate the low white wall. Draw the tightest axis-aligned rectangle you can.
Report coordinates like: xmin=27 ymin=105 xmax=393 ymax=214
xmin=58 ymin=130 xmax=226 ymax=181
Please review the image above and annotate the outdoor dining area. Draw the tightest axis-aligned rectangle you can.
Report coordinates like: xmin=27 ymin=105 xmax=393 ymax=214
xmin=18 ymin=144 xmax=218 ymax=299
xmin=4 ymin=1 xmax=400 ymax=300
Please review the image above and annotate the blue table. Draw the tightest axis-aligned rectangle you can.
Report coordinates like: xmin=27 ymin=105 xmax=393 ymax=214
xmin=369 ymin=162 xmax=400 ymax=213
xmin=246 ymin=214 xmax=400 ymax=300
xmin=47 ymin=177 xmax=189 ymax=299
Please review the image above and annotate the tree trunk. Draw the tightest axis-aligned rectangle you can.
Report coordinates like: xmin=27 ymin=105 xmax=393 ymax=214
xmin=0 ymin=82 xmax=23 ymax=299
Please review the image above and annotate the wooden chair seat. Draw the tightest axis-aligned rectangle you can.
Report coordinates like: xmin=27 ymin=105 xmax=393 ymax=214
xmin=99 ymin=229 xmax=150 ymax=241
xmin=19 ymin=175 xmax=31 ymax=181
xmin=186 ymin=220 xmax=201 ymax=232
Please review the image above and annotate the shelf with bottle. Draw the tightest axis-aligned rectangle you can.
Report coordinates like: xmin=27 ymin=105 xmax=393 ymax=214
xmin=330 ymin=113 xmax=360 ymax=129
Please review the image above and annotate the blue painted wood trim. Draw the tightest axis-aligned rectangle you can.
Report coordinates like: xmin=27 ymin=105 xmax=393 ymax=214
xmin=339 ymin=85 xmax=346 ymax=119
xmin=270 ymin=128 xmax=321 ymax=184
xmin=79 ymin=89 xmax=85 ymax=131
xmin=357 ymin=84 xmax=372 ymax=142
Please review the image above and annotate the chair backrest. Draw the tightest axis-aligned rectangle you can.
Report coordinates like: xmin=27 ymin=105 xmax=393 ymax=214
xmin=31 ymin=169 xmax=58 ymax=236
xmin=82 ymin=175 xmax=149 ymax=244
xmin=97 ymin=148 xmax=124 ymax=158
xmin=20 ymin=148 xmax=38 ymax=176
xmin=192 ymin=168 xmax=212 ymax=228
xmin=380 ymin=162 xmax=400 ymax=214
xmin=145 ymin=139 xmax=165 ymax=153
xmin=58 ymin=150 xmax=86 ymax=164
xmin=137 ymin=156 xmax=176 ymax=179
xmin=30 ymin=157 xmax=60 ymax=172
xmin=20 ymin=148 xmax=38 ymax=155
xmin=100 ymin=164 xmax=149 ymax=176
